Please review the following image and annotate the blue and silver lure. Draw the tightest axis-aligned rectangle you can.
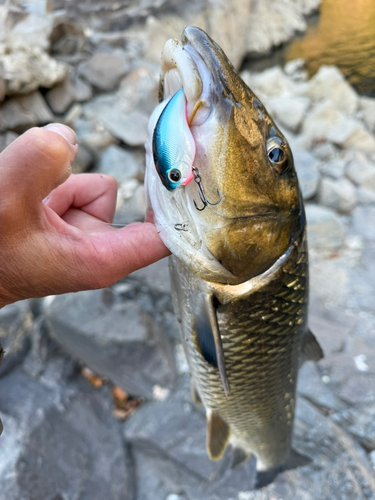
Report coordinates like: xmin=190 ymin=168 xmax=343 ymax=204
xmin=152 ymin=88 xmax=195 ymax=191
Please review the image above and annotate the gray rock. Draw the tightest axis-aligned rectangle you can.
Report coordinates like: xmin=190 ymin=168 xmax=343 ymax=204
xmin=73 ymin=73 xmax=93 ymax=102
xmin=312 ymin=142 xmax=337 ymax=161
xmin=96 ymin=145 xmax=142 ymax=184
xmin=293 ymin=149 xmax=320 ymax=199
xmin=45 ymin=76 xmax=76 ymax=115
xmin=124 ymin=377 xmax=257 ymax=500
xmin=45 ymin=290 xmax=176 ymax=398
xmin=356 ymin=187 xmax=375 ymax=205
xmin=0 ymin=43 xmax=67 ymax=96
xmin=0 ymin=300 xmax=32 ymax=378
xmin=241 ymin=67 xmax=295 ymax=99
xmin=328 ymin=119 xmax=375 ymax=154
xmin=305 ymin=204 xmax=345 ymax=251
xmin=346 ymin=151 xmax=375 ymax=192
xmin=0 ymin=90 xmax=54 ymax=132
xmin=332 ymin=403 xmax=375 ymax=450
xmin=83 ymin=94 xmax=149 ymax=147
xmin=118 ymin=65 xmax=159 ymax=115
xmin=0 ymin=366 xmax=134 ymax=500
xmin=297 ymin=361 xmax=344 ymax=411
xmin=352 ymin=206 xmax=375 ymax=241
xmin=72 ymin=116 xmax=118 ymax=154
xmin=71 ymin=144 xmax=93 ymax=173
xmin=302 ymin=65 xmax=359 ymax=115
xmin=318 ymin=157 xmax=347 ymax=179
xmin=318 ymin=177 xmax=357 ymax=214
xmin=78 ymin=51 xmax=130 ymax=91
xmin=266 ymin=95 xmax=309 ymax=132
xmin=359 ymin=96 xmax=375 ymax=132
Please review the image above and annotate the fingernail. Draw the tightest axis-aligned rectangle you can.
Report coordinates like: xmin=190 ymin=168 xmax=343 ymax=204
xmin=43 ymin=123 xmax=77 ymax=146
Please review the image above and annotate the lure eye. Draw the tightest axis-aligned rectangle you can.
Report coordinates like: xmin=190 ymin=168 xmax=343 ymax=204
xmin=168 ymin=169 xmax=182 ymax=183
xmin=268 ymin=147 xmax=284 ymax=163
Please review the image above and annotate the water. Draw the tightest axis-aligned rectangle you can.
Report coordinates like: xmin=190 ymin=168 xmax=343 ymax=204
xmin=286 ymin=0 xmax=375 ymax=96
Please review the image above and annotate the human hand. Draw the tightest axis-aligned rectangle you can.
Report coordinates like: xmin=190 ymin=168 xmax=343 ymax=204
xmin=0 ymin=124 xmax=170 ymax=307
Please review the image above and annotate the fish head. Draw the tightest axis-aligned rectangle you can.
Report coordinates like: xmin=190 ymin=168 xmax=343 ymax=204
xmin=146 ymin=27 xmax=304 ymax=285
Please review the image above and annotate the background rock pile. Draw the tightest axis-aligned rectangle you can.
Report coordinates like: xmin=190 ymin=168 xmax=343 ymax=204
xmin=1 ymin=0 xmax=375 ymax=499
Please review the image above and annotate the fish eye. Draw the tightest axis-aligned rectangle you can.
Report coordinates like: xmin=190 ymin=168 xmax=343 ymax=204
xmin=168 ymin=169 xmax=181 ymax=183
xmin=267 ymin=137 xmax=287 ymax=169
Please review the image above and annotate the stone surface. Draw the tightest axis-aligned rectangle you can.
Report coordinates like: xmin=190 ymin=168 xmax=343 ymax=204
xmin=0 ymin=301 xmax=32 ymax=378
xmin=95 ymin=144 xmax=142 ymax=184
xmin=83 ymin=93 xmax=149 ymax=147
xmin=0 ymin=43 xmax=67 ymax=96
xmin=266 ymin=95 xmax=309 ymax=132
xmin=305 ymin=204 xmax=345 ymax=251
xmin=78 ymin=51 xmax=130 ymax=91
xmin=45 ymin=289 xmax=176 ymax=398
xmin=72 ymin=116 xmax=118 ymax=153
xmin=0 ymin=131 xmax=18 ymax=153
xmin=0 ymin=362 xmax=135 ymax=500
xmin=0 ymin=90 xmax=54 ymax=132
xmin=293 ymin=148 xmax=320 ymax=199
xmin=302 ymin=65 xmax=359 ymax=115
xmin=352 ymin=206 xmax=375 ymax=241
xmin=332 ymin=403 xmax=375 ymax=450
xmin=10 ymin=13 xmax=54 ymax=51
xmin=359 ymin=96 xmax=375 ymax=132
xmin=45 ymin=75 xmax=76 ymax=115
xmin=71 ymin=144 xmax=93 ymax=173
xmin=318 ymin=157 xmax=347 ymax=179
xmin=346 ymin=151 xmax=375 ymax=192
xmin=124 ymin=377 xmax=257 ymax=500
xmin=318 ymin=177 xmax=357 ymax=213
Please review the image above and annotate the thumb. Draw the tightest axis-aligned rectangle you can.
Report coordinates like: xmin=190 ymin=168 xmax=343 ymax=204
xmin=0 ymin=124 xmax=78 ymax=225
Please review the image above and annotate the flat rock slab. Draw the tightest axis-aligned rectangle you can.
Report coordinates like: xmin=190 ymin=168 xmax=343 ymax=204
xmin=0 ymin=366 xmax=134 ymax=500
xmin=45 ymin=289 xmax=176 ymax=398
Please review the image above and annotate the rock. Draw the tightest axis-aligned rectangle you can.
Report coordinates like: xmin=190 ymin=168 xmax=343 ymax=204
xmin=124 ymin=377 xmax=257 ymax=500
xmin=346 ymin=151 xmax=375 ymax=193
xmin=73 ymin=73 xmax=93 ymax=102
xmin=0 ymin=301 xmax=32 ymax=378
xmin=352 ymin=206 xmax=375 ymax=241
xmin=95 ymin=145 xmax=142 ymax=184
xmin=305 ymin=204 xmax=345 ymax=251
xmin=118 ymin=65 xmax=159 ymax=115
xmin=293 ymin=149 xmax=320 ymax=199
xmin=329 ymin=120 xmax=375 ymax=154
xmin=10 ymin=13 xmax=54 ymax=51
xmin=284 ymin=58 xmax=308 ymax=82
xmin=72 ymin=116 xmax=118 ymax=154
xmin=311 ymin=142 xmax=337 ymax=161
xmin=332 ymin=403 xmax=375 ymax=450
xmin=318 ymin=157 xmax=347 ymax=179
xmin=359 ymin=96 xmax=375 ymax=132
xmin=78 ymin=51 xmax=130 ymax=91
xmin=266 ymin=95 xmax=309 ymax=132
xmin=297 ymin=361 xmax=344 ymax=411
xmin=0 ymin=365 xmax=134 ymax=500
xmin=302 ymin=66 xmax=359 ymax=115
xmin=71 ymin=144 xmax=93 ymax=173
xmin=0 ymin=90 xmax=54 ymax=132
xmin=356 ymin=188 xmax=375 ymax=205
xmin=0 ymin=43 xmax=67 ymax=96
xmin=45 ymin=76 xmax=76 ymax=115
xmin=241 ymin=67 xmax=296 ymax=99
xmin=45 ymin=289 xmax=176 ymax=398
xmin=83 ymin=94 xmax=149 ymax=147
xmin=318 ymin=177 xmax=357 ymax=214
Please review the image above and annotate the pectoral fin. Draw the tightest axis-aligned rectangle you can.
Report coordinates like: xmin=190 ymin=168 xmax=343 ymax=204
xmin=231 ymin=447 xmax=252 ymax=469
xmin=195 ymin=293 xmax=229 ymax=395
xmin=206 ymin=410 xmax=230 ymax=461
xmin=303 ymin=329 xmax=324 ymax=362
xmin=191 ymin=381 xmax=202 ymax=406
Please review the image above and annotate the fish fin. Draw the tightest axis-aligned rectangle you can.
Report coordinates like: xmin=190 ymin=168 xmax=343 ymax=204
xmin=191 ymin=381 xmax=202 ymax=406
xmin=255 ymin=448 xmax=311 ymax=489
xmin=206 ymin=410 xmax=230 ymax=461
xmin=195 ymin=293 xmax=230 ymax=395
xmin=231 ymin=447 xmax=251 ymax=469
xmin=303 ymin=329 xmax=324 ymax=362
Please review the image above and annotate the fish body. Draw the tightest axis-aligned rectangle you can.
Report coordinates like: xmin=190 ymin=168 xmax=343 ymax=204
xmin=153 ymin=88 xmax=195 ymax=190
xmin=145 ymin=27 xmax=323 ymax=472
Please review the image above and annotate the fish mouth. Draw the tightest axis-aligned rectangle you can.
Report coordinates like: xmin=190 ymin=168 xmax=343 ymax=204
xmin=159 ymin=28 xmax=214 ymax=126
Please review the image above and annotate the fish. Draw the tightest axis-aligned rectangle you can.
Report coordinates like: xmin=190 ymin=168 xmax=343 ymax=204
xmin=153 ymin=88 xmax=195 ymax=190
xmin=145 ymin=27 xmax=323 ymax=475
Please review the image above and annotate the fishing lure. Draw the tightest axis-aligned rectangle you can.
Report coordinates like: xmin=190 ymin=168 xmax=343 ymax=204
xmin=152 ymin=88 xmax=195 ymax=191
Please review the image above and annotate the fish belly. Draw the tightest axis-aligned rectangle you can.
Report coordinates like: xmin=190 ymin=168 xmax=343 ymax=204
xmin=169 ymin=237 xmax=309 ymax=471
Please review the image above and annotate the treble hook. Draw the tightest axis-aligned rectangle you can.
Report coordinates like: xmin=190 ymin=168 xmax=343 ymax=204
xmin=192 ymin=166 xmax=221 ymax=211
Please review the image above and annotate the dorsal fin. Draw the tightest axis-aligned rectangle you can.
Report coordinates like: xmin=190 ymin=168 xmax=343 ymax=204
xmin=195 ymin=292 xmax=229 ymax=395
xmin=206 ymin=410 xmax=230 ymax=460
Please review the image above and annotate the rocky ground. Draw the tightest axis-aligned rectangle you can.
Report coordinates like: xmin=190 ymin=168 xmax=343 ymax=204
xmin=1 ymin=0 xmax=375 ymax=499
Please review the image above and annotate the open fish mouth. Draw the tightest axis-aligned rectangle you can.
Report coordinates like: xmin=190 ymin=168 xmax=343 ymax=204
xmin=159 ymin=31 xmax=213 ymax=127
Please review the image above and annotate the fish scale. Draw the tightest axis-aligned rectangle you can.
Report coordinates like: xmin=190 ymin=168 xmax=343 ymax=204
xmin=171 ymin=235 xmax=308 ymax=469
